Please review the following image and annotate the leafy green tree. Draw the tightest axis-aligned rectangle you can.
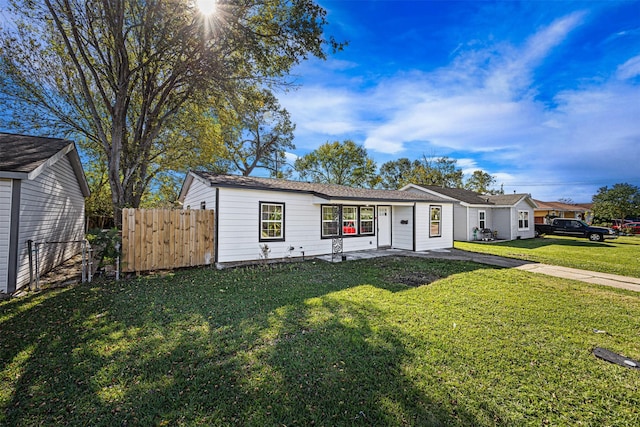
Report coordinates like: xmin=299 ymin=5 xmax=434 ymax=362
xmin=294 ymin=140 xmax=380 ymax=188
xmin=592 ymin=183 xmax=640 ymax=223
xmin=219 ymin=87 xmax=295 ymax=176
xmin=379 ymin=158 xmax=415 ymax=189
xmin=84 ymin=160 xmax=115 ymax=229
xmin=140 ymin=172 xmax=183 ymax=208
xmin=465 ymin=170 xmax=498 ymax=194
xmin=379 ymin=155 xmax=463 ymax=189
xmin=415 ymin=156 xmax=464 ymax=188
xmin=0 ymin=0 xmax=340 ymax=225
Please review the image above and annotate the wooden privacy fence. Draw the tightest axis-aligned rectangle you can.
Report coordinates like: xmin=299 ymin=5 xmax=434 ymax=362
xmin=121 ymin=209 xmax=215 ymax=273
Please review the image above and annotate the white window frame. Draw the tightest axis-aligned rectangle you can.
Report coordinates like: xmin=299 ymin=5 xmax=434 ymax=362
xmin=342 ymin=206 xmax=358 ymax=235
xmin=518 ymin=210 xmax=530 ymax=230
xmin=360 ymin=207 xmax=375 ymax=235
xmin=430 ymin=206 xmax=442 ymax=238
xmin=322 ymin=205 xmax=339 ymax=238
xmin=259 ymin=202 xmax=285 ymax=241
xmin=321 ymin=205 xmax=378 ymax=238
xmin=478 ymin=210 xmax=486 ymax=229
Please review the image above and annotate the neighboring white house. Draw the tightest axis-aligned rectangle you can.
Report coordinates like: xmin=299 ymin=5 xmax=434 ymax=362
xmin=0 ymin=133 xmax=90 ymax=294
xmin=401 ymin=184 xmax=537 ymax=241
xmin=178 ymin=172 xmax=455 ymax=266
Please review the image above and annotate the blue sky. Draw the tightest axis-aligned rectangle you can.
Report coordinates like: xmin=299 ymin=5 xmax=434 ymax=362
xmin=278 ymin=0 xmax=640 ymax=202
xmin=1 ymin=1 xmax=638 ymax=202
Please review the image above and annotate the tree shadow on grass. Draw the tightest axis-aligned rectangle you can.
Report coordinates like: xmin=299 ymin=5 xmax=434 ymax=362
xmin=1 ymin=258 xmax=499 ymax=426
xmin=487 ymin=237 xmax=614 ymax=249
xmin=256 ymin=289 xmax=486 ymax=425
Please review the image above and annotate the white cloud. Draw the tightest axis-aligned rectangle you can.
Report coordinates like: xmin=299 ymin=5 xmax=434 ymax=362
xmin=284 ymin=151 xmax=298 ymax=163
xmin=363 ymin=92 xmax=545 ymax=154
xmin=280 ymin=10 xmax=640 ymax=201
xmin=356 ymin=13 xmax=587 ymax=155
xmin=457 ymin=158 xmax=479 ymax=169
xmin=484 ymin=11 xmax=586 ymax=97
xmin=280 ymin=86 xmax=361 ymax=146
xmin=616 ymin=55 xmax=640 ymax=80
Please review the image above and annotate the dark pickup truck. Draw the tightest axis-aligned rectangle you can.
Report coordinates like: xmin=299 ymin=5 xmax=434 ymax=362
xmin=535 ymin=219 xmax=617 ymax=242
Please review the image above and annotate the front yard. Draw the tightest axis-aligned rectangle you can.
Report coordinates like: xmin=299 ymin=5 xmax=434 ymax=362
xmin=2 ymin=256 xmax=639 ymax=426
xmin=456 ymin=235 xmax=640 ymax=278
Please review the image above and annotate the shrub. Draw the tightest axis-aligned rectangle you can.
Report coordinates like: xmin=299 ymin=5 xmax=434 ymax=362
xmin=86 ymin=228 xmax=121 ymax=268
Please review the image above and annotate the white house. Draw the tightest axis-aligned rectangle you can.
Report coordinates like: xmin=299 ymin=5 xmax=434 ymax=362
xmin=401 ymin=185 xmax=537 ymax=241
xmin=0 ymin=133 xmax=90 ymax=294
xmin=178 ymin=172 xmax=454 ymax=266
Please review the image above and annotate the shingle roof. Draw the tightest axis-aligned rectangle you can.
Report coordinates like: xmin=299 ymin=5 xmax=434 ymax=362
xmin=417 ymin=186 xmax=491 ymax=204
xmin=409 ymin=185 xmax=532 ymax=206
xmin=192 ymin=171 xmax=451 ymax=203
xmin=533 ymin=200 xmax=588 ymax=212
xmin=486 ymin=194 xmax=530 ymax=206
xmin=0 ymin=133 xmax=90 ymax=196
xmin=0 ymin=133 xmax=72 ymax=173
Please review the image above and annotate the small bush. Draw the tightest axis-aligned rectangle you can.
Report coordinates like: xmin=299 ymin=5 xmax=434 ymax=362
xmin=86 ymin=228 xmax=121 ymax=267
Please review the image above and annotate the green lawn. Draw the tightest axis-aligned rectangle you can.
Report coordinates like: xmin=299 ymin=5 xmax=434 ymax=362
xmin=456 ymin=235 xmax=640 ymax=278
xmin=2 ymin=257 xmax=639 ymax=426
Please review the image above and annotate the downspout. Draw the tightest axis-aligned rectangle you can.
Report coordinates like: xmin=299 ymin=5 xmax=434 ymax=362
xmin=214 ymin=187 xmax=219 ymax=265
xmin=7 ymin=180 xmax=21 ymax=293
xmin=412 ymin=203 xmax=416 ymax=252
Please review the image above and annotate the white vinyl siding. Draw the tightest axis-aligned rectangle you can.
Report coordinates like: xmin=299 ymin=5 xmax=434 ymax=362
xmin=15 ymin=155 xmax=86 ymax=290
xmin=513 ymin=200 xmax=536 ymax=240
xmin=453 ymin=205 xmax=468 ymax=241
xmin=0 ymin=179 xmax=12 ymax=293
xmin=491 ymin=208 xmax=510 ymax=240
xmin=496 ymin=202 xmax=535 ymax=240
xmin=182 ymin=176 xmax=216 ymax=211
xmin=464 ymin=206 xmax=494 ymax=241
xmin=215 ymin=189 xmax=386 ymax=263
xmin=217 ymin=188 xmax=326 ymax=263
xmin=415 ymin=203 xmax=454 ymax=251
xmin=392 ymin=206 xmax=413 ymax=250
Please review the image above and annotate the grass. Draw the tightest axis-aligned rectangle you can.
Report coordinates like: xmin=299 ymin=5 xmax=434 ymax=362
xmin=2 ymin=257 xmax=640 ymax=426
xmin=455 ymin=235 xmax=640 ymax=278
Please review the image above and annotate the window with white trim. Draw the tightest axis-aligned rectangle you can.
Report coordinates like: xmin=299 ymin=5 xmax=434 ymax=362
xmin=342 ymin=206 xmax=358 ymax=235
xmin=260 ymin=202 xmax=285 ymax=241
xmin=430 ymin=206 xmax=442 ymax=237
xmin=322 ymin=206 xmax=339 ymax=237
xmin=360 ymin=207 xmax=374 ymax=235
xmin=518 ymin=210 xmax=530 ymax=230
xmin=478 ymin=210 xmax=486 ymax=229
xmin=321 ymin=205 xmax=377 ymax=238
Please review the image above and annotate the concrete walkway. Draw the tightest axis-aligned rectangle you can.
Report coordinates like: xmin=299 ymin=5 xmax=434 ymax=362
xmin=513 ymin=263 xmax=640 ymax=292
xmin=318 ymin=248 xmax=640 ymax=293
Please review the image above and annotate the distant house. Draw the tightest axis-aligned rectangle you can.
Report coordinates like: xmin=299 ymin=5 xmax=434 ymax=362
xmin=178 ymin=172 xmax=454 ymax=266
xmin=533 ymin=200 xmax=589 ymax=224
xmin=400 ymin=185 xmax=537 ymax=241
xmin=0 ymin=133 xmax=90 ymax=294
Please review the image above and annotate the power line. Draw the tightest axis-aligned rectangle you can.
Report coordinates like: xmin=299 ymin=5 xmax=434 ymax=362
xmin=501 ymin=180 xmax=640 ymax=187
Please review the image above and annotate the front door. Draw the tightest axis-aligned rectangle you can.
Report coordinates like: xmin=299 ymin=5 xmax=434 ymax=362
xmin=377 ymin=206 xmax=391 ymax=247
